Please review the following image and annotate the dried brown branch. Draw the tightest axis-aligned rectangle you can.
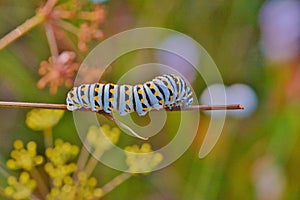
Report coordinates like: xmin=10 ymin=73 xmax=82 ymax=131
xmin=0 ymin=101 xmax=244 ymax=111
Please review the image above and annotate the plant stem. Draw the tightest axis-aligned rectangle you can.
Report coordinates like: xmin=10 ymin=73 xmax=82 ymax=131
xmin=30 ymin=167 xmax=49 ymax=197
xmin=0 ymin=0 xmax=59 ymax=50
xmin=40 ymin=0 xmax=59 ymax=14
xmin=44 ymin=22 xmax=59 ymax=57
xmin=0 ymin=14 xmax=45 ymax=50
xmin=0 ymin=101 xmax=244 ymax=111
xmin=84 ymin=148 xmax=104 ymax=177
xmin=55 ymin=20 xmax=80 ymax=35
xmin=0 ymin=101 xmax=66 ymax=109
xmin=76 ymin=142 xmax=90 ymax=171
xmin=43 ymin=128 xmax=53 ymax=148
xmin=101 ymin=173 xmax=132 ymax=197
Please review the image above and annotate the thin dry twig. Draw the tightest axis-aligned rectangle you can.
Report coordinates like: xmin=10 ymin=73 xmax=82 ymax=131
xmin=0 ymin=101 xmax=243 ymax=141
xmin=0 ymin=101 xmax=244 ymax=111
xmin=0 ymin=101 xmax=67 ymax=110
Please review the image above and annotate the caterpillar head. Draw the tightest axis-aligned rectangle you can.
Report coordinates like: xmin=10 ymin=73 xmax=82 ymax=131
xmin=66 ymin=88 xmax=80 ymax=111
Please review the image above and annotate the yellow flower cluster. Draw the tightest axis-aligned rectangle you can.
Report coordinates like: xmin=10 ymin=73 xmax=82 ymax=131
xmin=6 ymin=140 xmax=44 ymax=171
xmin=4 ymin=172 xmax=36 ymax=200
xmin=26 ymin=109 xmax=64 ymax=131
xmin=5 ymin=116 xmax=160 ymax=199
xmin=44 ymin=139 xmax=79 ymax=187
xmin=46 ymin=139 xmax=79 ymax=166
xmin=43 ymin=139 xmax=103 ymax=199
xmin=47 ymin=172 xmax=103 ymax=200
xmin=87 ymin=124 xmax=120 ymax=151
xmin=125 ymin=143 xmax=163 ymax=174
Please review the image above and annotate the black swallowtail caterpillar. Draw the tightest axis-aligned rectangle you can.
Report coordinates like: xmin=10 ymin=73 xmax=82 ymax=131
xmin=66 ymin=74 xmax=193 ymax=116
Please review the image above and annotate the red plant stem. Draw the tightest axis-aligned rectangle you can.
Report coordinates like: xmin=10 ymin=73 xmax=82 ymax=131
xmin=0 ymin=0 xmax=59 ymax=50
xmin=44 ymin=22 xmax=59 ymax=57
xmin=0 ymin=14 xmax=45 ymax=50
xmin=0 ymin=101 xmax=243 ymax=111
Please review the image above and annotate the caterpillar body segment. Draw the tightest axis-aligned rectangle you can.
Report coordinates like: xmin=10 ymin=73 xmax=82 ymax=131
xmin=66 ymin=74 xmax=193 ymax=116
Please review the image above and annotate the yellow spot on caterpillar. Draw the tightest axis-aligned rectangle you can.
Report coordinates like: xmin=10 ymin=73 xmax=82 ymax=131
xmin=126 ymin=100 xmax=130 ymax=104
xmin=109 ymin=98 xmax=114 ymax=102
xmin=138 ymin=90 xmax=143 ymax=94
xmin=95 ymin=87 xmax=99 ymax=92
xmin=170 ymin=96 xmax=173 ymax=101
xmin=108 ymin=107 xmax=113 ymax=111
xmin=159 ymin=100 xmax=163 ymax=104
xmin=126 ymin=109 xmax=131 ymax=112
xmin=154 ymin=91 xmax=159 ymax=96
xmin=149 ymin=84 xmax=155 ymax=89
xmin=71 ymin=90 xmax=75 ymax=94
xmin=72 ymin=96 xmax=76 ymax=100
xmin=94 ymin=96 xmax=98 ymax=100
xmin=140 ymin=99 xmax=145 ymax=103
xmin=81 ymin=95 xmax=85 ymax=99
xmin=126 ymin=90 xmax=130 ymax=95
xmin=81 ymin=87 xmax=85 ymax=91
xmin=143 ymin=107 xmax=149 ymax=111
xmin=95 ymin=106 xmax=100 ymax=109
xmin=83 ymin=104 xmax=88 ymax=107
xmin=110 ymin=89 xmax=115 ymax=93
xmin=167 ymin=84 xmax=171 ymax=89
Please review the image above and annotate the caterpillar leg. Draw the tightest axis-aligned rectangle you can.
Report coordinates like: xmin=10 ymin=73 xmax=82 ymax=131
xmin=163 ymin=103 xmax=177 ymax=110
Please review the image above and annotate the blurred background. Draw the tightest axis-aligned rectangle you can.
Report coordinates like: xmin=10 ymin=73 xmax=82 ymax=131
xmin=0 ymin=0 xmax=300 ymax=199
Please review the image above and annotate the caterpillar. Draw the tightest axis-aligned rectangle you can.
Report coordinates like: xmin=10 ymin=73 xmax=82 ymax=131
xmin=66 ymin=74 xmax=193 ymax=116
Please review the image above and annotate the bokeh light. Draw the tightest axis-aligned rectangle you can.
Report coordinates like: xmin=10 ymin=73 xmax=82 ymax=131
xmin=259 ymin=0 xmax=300 ymax=63
xmin=156 ymin=34 xmax=199 ymax=81
xmin=200 ymin=83 xmax=258 ymax=118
